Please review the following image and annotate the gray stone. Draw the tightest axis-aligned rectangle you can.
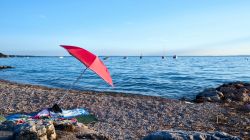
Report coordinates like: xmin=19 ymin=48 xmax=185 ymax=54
xmin=143 ymin=130 xmax=242 ymax=140
xmin=225 ymin=98 xmax=232 ymax=103
xmin=195 ymin=88 xmax=222 ymax=102
xmin=216 ymin=91 xmax=224 ymax=97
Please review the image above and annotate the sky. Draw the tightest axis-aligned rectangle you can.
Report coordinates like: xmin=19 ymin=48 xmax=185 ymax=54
xmin=0 ymin=0 xmax=250 ymax=56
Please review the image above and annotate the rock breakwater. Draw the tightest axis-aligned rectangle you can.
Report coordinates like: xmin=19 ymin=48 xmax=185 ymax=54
xmin=195 ymin=82 xmax=250 ymax=104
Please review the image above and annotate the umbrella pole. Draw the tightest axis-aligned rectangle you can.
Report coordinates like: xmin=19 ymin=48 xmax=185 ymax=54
xmin=57 ymin=67 xmax=88 ymax=105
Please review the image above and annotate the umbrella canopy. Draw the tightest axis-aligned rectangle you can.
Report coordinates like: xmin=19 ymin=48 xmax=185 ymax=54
xmin=61 ymin=45 xmax=114 ymax=87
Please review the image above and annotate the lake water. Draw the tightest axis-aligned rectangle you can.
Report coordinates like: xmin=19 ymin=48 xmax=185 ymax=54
xmin=1 ymin=56 xmax=250 ymax=99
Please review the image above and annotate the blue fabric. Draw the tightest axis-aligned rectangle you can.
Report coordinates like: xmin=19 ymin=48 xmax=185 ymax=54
xmin=5 ymin=108 xmax=89 ymax=121
xmin=6 ymin=114 xmax=31 ymax=121
xmin=61 ymin=108 xmax=89 ymax=118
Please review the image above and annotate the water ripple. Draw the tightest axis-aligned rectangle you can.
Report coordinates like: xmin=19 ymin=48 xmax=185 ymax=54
xmin=1 ymin=56 xmax=250 ymax=99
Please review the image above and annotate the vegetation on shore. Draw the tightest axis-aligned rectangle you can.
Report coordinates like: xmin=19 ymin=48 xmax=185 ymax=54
xmin=0 ymin=52 xmax=36 ymax=58
xmin=0 ymin=53 xmax=8 ymax=58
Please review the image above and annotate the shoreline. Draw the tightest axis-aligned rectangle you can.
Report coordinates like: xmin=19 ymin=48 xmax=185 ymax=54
xmin=0 ymin=79 xmax=249 ymax=139
xmin=0 ymin=79 xmax=173 ymax=101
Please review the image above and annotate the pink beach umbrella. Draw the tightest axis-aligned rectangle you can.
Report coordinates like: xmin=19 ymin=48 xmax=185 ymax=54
xmin=57 ymin=45 xmax=114 ymax=104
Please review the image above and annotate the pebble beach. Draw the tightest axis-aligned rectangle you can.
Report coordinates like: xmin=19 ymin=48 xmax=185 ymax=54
xmin=0 ymin=79 xmax=249 ymax=139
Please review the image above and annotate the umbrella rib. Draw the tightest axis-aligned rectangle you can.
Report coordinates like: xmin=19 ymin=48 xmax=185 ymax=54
xmin=57 ymin=67 xmax=88 ymax=105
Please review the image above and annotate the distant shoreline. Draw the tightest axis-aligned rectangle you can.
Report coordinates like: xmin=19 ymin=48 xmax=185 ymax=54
xmin=1 ymin=55 xmax=250 ymax=57
xmin=1 ymin=52 xmax=250 ymax=58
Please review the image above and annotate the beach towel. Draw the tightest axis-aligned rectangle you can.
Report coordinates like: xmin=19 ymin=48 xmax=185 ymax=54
xmin=35 ymin=108 xmax=88 ymax=119
xmin=4 ymin=108 xmax=89 ymax=125
xmin=61 ymin=108 xmax=89 ymax=118
xmin=6 ymin=114 xmax=32 ymax=124
xmin=36 ymin=109 xmax=50 ymax=117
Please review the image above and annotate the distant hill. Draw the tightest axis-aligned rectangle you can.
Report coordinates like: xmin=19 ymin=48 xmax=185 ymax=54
xmin=0 ymin=53 xmax=37 ymax=58
xmin=0 ymin=53 xmax=17 ymax=58
xmin=0 ymin=53 xmax=8 ymax=58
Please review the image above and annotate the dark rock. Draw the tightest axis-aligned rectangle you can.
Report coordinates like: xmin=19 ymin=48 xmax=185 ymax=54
xmin=143 ymin=130 xmax=242 ymax=140
xmin=219 ymin=85 xmax=249 ymax=102
xmin=0 ymin=53 xmax=8 ymax=58
xmin=76 ymin=133 xmax=109 ymax=140
xmin=196 ymin=82 xmax=250 ymax=103
xmin=0 ymin=66 xmax=14 ymax=70
xmin=195 ymin=88 xmax=223 ymax=103
xmin=0 ymin=121 xmax=15 ymax=131
xmin=54 ymin=123 xmax=76 ymax=132
xmin=0 ymin=131 xmax=14 ymax=140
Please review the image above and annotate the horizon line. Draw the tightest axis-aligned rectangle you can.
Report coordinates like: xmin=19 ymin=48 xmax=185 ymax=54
xmin=4 ymin=55 xmax=250 ymax=57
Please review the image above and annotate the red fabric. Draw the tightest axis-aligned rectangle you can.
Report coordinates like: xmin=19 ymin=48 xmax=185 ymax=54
xmin=88 ymin=57 xmax=114 ymax=87
xmin=60 ymin=45 xmax=96 ymax=67
xmin=61 ymin=45 xmax=114 ymax=87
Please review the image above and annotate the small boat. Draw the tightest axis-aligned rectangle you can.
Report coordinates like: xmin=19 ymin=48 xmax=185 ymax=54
xmin=173 ymin=55 xmax=178 ymax=59
xmin=139 ymin=53 xmax=143 ymax=59
xmin=59 ymin=56 xmax=64 ymax=59
xmin=103 ymin=56 xmax=109 ymax=60
xmin=123 ymin=56 xmax=128 ymax=59
xmin=161 ymin=56 xmax=165 ymax=59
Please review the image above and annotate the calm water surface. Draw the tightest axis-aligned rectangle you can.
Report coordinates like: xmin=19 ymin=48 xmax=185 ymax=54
xmin=1 ymin=56 xmax=250 ymax=99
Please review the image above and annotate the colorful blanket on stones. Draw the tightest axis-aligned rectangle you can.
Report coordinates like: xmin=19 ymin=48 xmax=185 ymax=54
xmin=5 ymin=108 xmax=89 ymax=124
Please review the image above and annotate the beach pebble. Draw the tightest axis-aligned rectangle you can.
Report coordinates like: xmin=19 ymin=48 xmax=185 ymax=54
xmin=1 ymin=80 xmax=249 ymax=139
